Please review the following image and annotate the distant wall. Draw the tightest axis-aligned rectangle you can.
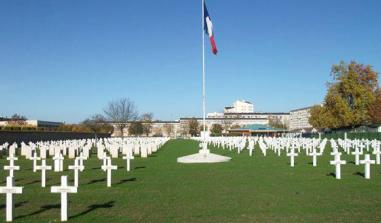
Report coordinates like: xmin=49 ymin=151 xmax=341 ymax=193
xmin=0 ymin=131 xmax=111 ymax=145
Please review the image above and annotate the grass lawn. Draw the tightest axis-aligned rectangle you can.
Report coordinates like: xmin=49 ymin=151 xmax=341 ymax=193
xmin=1 ymin=139 xmax=381 ymax=222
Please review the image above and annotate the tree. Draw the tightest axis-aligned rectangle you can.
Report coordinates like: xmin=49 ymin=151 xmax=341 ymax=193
xmin=222 ymin=119 xmax=233 ymax=133
xmin=230 ymin=124 xmax=241 ymax=129
xmin=309 ymin=105 xmax=327 ymax=129
xmin=309 ymin=61 xmax=379 ymax=129
xmin=11 ymin=114 xmax=27 ymax=121
xmin=9 ymin=113 xmax=27 ymax=126
xmin=141 ymin=113 xmax=153 ymax=136
xmin=369 ymin=89 xmax=381 ymax=124
xmin=128 ymin=122 xmax=143 ymax=136
xmin=82 ymin=114 xmax=114 ymax=137
xmin=103 ymin=98 xmax=138 ymax=137
xmin=210 ymin=124 xmax=223 ymax=135
xmin=152 ymin=127 xmax=163 ymax=137
xmin=188 ymin=118 xmax=199 ymax=136
xmin=268 ymin=116 xmax=287 ymax=129
xmin=180 ymin=122 xmax=189 ymax=136
xmin=163 ymin=123 xmax=173 ymax=136
xmin=57 ymin=124 xmax=91 ymax=132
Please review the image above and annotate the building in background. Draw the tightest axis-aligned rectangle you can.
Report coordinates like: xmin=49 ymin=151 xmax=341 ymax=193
xmin=207 ymin=112 xmax=224 ymax=118
xmin=0 ymin=119 xmax=63 ymax=128
xmin=180 ymin=112 xmax=289 ymax=134
xmin=228 ymin=124 xmax=288 ymax=136
xmin=25 ymin=120 xmax=63 ymax=128
xmin=289 ymin=106 xmax=314 ymax=132
xmin=111 ymin=120 xmax=180 ymax=137
xmin=224 ymin=100 xmax=254 ymax=113
xmin=111 ymin=100 xmax=292 ymax=137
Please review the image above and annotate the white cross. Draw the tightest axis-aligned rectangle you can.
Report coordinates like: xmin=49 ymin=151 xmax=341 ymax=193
xmin=372 ymin=147 xmax=381 ymax=165
xmin=35 ymin=159 xmax=52 ymax=188
xmin=330 ymin=147 xmax=340 ymax=156
xmin=53 ymin=153 xmax=64 ymax=172
xmin=0 ymin=176 xmax=23 ymax=222
xmin=359 ymin=154 xmax=375 ymax=179
xmin=77 ymin=152 xmax=87 ymax=168
xmin=68 ymin=159 xmax=84 ymax=187
xmin=277 ymin=145 xmax=282 ymax=156
xmin=366 ymin=140 xmax=370 ymax=152
xmin=4 ymin=160 xmax=20 ymax=178
xmin=309 ymin=149 xmax=321 ymax=167
xmin=352 ymin=147 xmax=362 ymax=165
xmin=248 ymin=140 xmax=254 ymax=156
xmin=6 ymin=156 xmax=18 ymax=168
xmin=331 ymin=143 xmax=338 ymax=153
xmin=122 ymin=152 xmax=134 ymax=172
xmin=51 ymin=176 xmax=77 ymax=222
xmin=8 ymin=145 xmax=16 ymax=159
xmin=30 ymin=151 xmax=41 ymax=172
xmin=100 ymin=153 xmax=108 ymax=167
xmin=358 ymin=143 xmax=366 ymax=153
xmin=330 ymin=154 xmax=346 ymax=179
xmin=101 ymin=157 xmax=117 ymax=187
xmin=287 ymin=149 xmax=298 ymax=167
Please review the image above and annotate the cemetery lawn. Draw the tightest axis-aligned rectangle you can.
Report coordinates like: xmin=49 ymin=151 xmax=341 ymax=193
xmin=1 ymin=139 xmax=381 ymax=222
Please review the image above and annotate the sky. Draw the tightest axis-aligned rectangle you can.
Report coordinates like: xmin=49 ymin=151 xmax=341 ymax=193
xmin=1 ymin=0 xmax=381 ymax=123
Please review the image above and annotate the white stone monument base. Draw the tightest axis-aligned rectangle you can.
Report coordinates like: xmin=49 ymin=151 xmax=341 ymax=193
xmin=177 ymin=149 xmax=231 ymax=164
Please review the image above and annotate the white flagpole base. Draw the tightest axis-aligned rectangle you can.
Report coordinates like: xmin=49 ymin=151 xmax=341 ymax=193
xmin=177 ymin=147 xmax=231 ymax=164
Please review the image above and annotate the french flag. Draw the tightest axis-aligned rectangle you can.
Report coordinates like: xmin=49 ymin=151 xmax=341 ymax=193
xmin=204 ymin=1 xmax=218 ymax=55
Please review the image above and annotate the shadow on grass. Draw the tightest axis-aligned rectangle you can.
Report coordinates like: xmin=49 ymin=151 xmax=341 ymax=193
xmin=22 ymin=179 xmax=41 ymax=186
xmin=15 ymin=204 xmax=60 ymax=219
xmin=0 ymin=201 xmax=28 ymax=210
xmin=214 ymin=151 xmax=232 ymax=156
xmin=115 ymin=177 xmax=137 ymax=185
xmin=326 ymin=172 xmax=336 ymax=178
xmin=70 ymin=201 xmax=115 ymax=219
xmin=354 ymin=172 xmax=365 ymax=177
xmin=86 ymin=178 xmax=106 ymax=185
xmin=92 ymin=167 xmax=102 ymax=170
xmin=134 ymin=166 xmax=146 ymax=170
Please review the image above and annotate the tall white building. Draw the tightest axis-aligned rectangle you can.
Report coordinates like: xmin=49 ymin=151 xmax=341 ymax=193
xmin=224 ymin=100 xmax=254 ymax=113
xmin=289 ymin=106 xmax=313 ymax=131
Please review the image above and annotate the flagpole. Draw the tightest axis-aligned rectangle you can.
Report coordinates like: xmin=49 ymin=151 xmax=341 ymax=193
xmin=202 ymin=0 xmax=206 ymax=151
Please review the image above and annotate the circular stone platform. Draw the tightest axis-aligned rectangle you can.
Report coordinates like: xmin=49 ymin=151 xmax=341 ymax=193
xmin=177 ymin=150 xmax=231 ymax=164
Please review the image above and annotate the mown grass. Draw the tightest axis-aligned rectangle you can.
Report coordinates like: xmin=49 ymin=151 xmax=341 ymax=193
xmin=0 ymin=139 xmax=381 ymax=222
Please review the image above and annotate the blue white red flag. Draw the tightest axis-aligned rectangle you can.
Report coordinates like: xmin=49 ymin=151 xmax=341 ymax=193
xmin=204 ymin=1 xmax=218 ymax=55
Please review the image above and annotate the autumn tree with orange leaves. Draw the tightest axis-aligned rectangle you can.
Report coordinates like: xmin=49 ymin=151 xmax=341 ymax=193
xmin=309 ymin=61 xmax=380 ymax=129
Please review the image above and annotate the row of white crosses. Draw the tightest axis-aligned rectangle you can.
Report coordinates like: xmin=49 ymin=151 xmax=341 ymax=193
xmin=0 ymin=145 xmax=22 ymax=222
xmin=197 ymin=136 xmax=381 ymax=180
xmin=329 ymin=152 xmax=376 ymax=180
xmin=330 ymin=138 xmax=381 ymax=180
xmin=0 ymin=141 xmax=88 ymax=222
xmin=260 ymin=137 xmax=378 ymax=179
xmin=196 ymin=136 xmax=325 ymax=163
xmin=0 ymin=137 xmax=170 ymax=222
